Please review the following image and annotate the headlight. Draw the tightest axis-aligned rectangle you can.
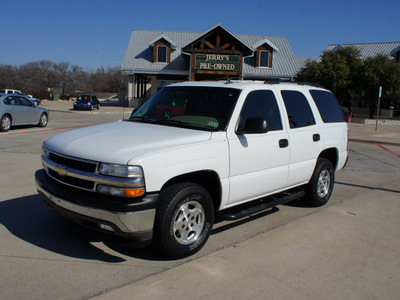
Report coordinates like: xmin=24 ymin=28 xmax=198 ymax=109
xmin=98 ymin=163 xmax=143 ymax=178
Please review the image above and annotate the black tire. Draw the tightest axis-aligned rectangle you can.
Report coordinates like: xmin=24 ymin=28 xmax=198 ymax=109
xmin=1 ymin=114 xmax=11 ymax=132
xmin=162 ymin=110 xmax=171 ymax=119
xmin=304 ymin=158 xmax=334 ymax=207
xmin=38 ymin=113 xmax=48 ymax=127
xmin=153 ymin=183 xmax=214 ymax=259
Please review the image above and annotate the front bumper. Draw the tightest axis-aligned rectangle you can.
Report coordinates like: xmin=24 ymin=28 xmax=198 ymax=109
xmin=35 ymin=169 xmax=157 ymax=242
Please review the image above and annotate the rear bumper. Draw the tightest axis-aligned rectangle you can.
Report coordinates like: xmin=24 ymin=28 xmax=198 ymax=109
xmin=35 ymin=169 xmax=157 ymax=243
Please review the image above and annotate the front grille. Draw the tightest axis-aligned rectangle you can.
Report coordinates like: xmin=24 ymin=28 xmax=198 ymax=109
xmin=49 ymin=152 xmax=97 ymax=173
xmin=48 ymin=169 xmax=95 ymax=190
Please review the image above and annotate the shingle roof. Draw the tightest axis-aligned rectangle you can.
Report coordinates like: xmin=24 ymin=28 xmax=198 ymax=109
xmin=121 ymin=28 xmax=298 ymax=78
xmin=325 ymin=42 xmax=400 ymax=59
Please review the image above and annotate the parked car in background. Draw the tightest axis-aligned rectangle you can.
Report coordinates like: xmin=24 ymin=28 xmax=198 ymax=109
xmin=0 ymin=89 xmax=41 ymax=105
xmin=73 ymin=94 xmax=100 ymax=110
xmin=0 ymin=94 xmax=49 ymax=132
xmin=104 ymin=95 xmax=119 ymax=102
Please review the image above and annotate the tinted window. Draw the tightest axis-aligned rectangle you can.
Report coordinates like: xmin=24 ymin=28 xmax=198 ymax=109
xmin=281 ymin=90 xmax=316 ymax=129
xmin=309 ymin=90 xmax=345 ymax=123
xmin=239 ymin=90 xmax=282 ymax=131
xmin=157 ymin=46 xmax=167 ymax=63
xmin=260 ymin=51 xmax=270 ymax=67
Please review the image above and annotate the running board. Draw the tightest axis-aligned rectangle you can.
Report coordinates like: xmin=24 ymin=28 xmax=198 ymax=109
xmin=217 ymin=190 xmax=305 ymax=221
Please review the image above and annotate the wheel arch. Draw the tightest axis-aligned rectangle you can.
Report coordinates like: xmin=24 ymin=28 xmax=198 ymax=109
xmin=161 ymin=170 xmax=222 ymax=211
xmin=318 ymin=148 xmax=339 ymax=170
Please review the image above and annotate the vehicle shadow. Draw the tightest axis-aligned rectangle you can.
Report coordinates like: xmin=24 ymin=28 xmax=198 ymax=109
xmin=0 ymin=194 xmax=127 ymax=262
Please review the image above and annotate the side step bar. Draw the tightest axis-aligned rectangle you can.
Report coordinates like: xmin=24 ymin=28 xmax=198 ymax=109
xmin=217 ymin=190 xmax=305 ymax=221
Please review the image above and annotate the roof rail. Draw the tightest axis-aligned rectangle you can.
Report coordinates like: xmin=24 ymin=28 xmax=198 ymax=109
xmin=263 ymin=79 xmax=324 ymax=88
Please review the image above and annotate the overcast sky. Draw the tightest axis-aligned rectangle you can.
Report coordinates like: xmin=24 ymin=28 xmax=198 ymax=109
xmin=1 ymin=0 xmax=398 ymax=71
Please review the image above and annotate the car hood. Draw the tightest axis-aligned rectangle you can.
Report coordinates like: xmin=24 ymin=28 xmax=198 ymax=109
xmin=44 ymin=121 xmax=212 ymax=164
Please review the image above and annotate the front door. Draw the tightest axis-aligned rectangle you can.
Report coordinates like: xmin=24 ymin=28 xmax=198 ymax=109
xmin=227 ymin=89 xmax=289 ymax=207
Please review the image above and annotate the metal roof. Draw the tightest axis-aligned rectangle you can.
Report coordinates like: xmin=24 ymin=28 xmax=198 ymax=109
xmin=325 ymin=42 xmax=400 ymax=59
xmin=121 ymin=27 xmax=298 ymax=78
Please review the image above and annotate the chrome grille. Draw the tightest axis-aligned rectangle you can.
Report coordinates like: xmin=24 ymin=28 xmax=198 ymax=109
xmin=49 ymin=152 xmax=97 ymax=173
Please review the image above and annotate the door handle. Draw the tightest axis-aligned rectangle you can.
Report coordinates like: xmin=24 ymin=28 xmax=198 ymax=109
xmin=279 ymin=139 xmax=289 ymax=148
xmin=313 ymin=134 xmax=320 ymax=142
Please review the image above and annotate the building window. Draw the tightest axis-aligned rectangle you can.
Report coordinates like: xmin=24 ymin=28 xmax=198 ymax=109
xmin=157 ymin=46 xmax=167 ymax=63
xmin=259 ymin=50 xmax=270 ymax=67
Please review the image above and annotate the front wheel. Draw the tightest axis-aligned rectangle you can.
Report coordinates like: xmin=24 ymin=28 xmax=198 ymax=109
xmin=153 ymin=183 xmax=214 ymax=259
xmin=304 ymin=158 xmax=334 ymax=207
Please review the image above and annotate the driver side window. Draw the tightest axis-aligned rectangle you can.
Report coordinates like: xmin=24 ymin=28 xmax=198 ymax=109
xmin=238 ymin=90 xmax=283 ymax=131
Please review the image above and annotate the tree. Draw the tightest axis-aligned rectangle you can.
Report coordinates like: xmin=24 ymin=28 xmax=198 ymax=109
xmin=361 ymin=54 xmax=400 ymax=109
xmin=296 ymin=46 xmax=363 ymax=106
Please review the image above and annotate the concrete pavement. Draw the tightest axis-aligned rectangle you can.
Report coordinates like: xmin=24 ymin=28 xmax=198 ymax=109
xmin=89 ymin=115 xmax=400 ymax=298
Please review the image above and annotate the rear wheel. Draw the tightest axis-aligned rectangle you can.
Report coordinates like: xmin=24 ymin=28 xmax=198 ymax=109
xmin=38 ymin=113 xmax=48 ymax=127
xmin=154 ymin=183 xmax=214 ymax=259
xmin=1 ymin=114 xmax=11 ymax=132
xmin=304 ymin=158 xmax=334 ymax=207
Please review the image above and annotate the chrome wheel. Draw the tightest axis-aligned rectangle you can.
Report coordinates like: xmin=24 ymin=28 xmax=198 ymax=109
xmin=173 ymin=200 xmax=205 ymax=245
xmin=1 ymin=115 xmax=11 ymax=132
xmin=317 ymin=169 xmax=331 ymax=198
xmin=39 ymin=113 xmax=48 ymax=127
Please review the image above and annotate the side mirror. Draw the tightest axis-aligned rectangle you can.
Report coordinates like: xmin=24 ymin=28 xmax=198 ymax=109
xmin=237 ymin=117 xmax=268 ymax=135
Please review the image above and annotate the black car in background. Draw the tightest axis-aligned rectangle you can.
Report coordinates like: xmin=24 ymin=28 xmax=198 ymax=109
xmin=73 ymin=94 xmax=100 ymax=110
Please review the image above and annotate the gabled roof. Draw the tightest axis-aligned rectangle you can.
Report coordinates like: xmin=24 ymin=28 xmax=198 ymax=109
xmin=182 ymin=24 xmax=253 ymax=56
xmin=390 ymin=46 xmax=400 ymax=57
xmin=325 ymin=42 xmax=400 ymax=59
xmin=121 ymin=25 xmax=298 ymax=78
xmin=252 ymin=38 xmax=279 ymax=52
xmin=148 ymin=33 xmax=176 ymax=48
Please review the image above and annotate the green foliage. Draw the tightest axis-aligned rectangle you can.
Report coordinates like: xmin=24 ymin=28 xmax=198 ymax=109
xmin=296 ymin=47 xmax=400 ymax=107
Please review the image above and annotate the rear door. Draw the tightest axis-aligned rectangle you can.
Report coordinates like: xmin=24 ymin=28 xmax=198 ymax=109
xmin=227 ymin=89 xmax=290 ymax=206
xmin=279 ymin=88 xmax=323 ymax=186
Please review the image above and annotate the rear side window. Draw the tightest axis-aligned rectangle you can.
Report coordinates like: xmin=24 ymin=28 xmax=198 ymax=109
xmin=281 ymin=90 xmax=316 ymax=129
xmin=309 ymin=90 xmax=345 ymax=123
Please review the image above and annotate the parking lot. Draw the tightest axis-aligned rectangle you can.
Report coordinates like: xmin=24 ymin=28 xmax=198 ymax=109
xmin=1 ymin=101 xmax=400 ymax=299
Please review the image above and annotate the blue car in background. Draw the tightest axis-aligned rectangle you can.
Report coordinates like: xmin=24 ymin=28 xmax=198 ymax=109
xmin=73 ymin=94 xmax=100 ymax=110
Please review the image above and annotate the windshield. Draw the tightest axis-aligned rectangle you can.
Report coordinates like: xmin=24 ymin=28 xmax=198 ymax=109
xmin=128 ymin=86 xmax=240 ymax=131
xmin=77 ymin=95 xmax=90 ymax=101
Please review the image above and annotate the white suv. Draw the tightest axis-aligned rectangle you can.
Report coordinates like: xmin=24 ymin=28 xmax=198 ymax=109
xmin=35 ymin=80 xmax=348 ymax=258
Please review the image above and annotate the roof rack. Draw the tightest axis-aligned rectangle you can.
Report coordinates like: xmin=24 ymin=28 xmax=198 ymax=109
xmin=263 ymin=79 xmax=324 ymax=88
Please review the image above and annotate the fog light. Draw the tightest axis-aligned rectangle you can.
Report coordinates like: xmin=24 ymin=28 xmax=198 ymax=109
xmin=97 ymin=185 xmax=145 ymax=197
xmin=99 ymin=224 xmax=114 ymax=232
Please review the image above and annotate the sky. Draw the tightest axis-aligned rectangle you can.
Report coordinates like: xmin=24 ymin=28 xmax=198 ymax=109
xmin=1 ymin=0 xmax=399 ymax=72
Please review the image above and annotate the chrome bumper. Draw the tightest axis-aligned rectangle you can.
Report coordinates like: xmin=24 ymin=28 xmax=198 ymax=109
xmin=36 ymin=182 xmax=156 ymax=233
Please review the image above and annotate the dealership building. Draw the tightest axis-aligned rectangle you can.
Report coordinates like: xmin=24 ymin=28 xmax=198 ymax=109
xmin=121 ymin=24 xmax=299 ymax=106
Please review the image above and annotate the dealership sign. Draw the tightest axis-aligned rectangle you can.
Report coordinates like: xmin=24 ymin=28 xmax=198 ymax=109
xmin=195 ymin=54 xmax=240 ymax=71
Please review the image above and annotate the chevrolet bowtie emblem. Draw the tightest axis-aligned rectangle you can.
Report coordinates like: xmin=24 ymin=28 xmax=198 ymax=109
xmin=55 ymin=165 xmax=68 ymax=176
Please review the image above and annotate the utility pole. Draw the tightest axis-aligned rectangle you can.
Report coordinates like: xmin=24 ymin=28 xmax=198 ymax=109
xmin=375 ymin=86 xmax=382 ymax=132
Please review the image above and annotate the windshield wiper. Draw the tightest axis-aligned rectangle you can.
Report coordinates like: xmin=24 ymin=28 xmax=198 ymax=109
xmin=127 ymin=116 xmax=153 ymax=123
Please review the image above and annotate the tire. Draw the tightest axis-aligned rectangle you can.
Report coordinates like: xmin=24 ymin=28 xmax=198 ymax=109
xmin=153 ymin=183 xmax=215 ymax=259
xmin=90 ymin=105 xmax=94 ymax=111
xmin=162 ymin=110 xmax=171 ymax=119
xmin=38 ymin=113 xmax=48 ymax=127
xmin=304 ymin=158 xmax=334 ymax=207
xmin=1 ymin=114 xmax=11 ymax=132
xmin=97 ymin=104 xmax=100 ymax=109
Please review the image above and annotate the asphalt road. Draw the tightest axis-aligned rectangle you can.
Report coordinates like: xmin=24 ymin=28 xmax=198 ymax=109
xmin=1 ymin=102 xmax=399 ymax=299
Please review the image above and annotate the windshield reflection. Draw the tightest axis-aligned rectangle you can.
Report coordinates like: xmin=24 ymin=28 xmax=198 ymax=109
xmin=128 ymin=86 xmax=240 ymax=131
